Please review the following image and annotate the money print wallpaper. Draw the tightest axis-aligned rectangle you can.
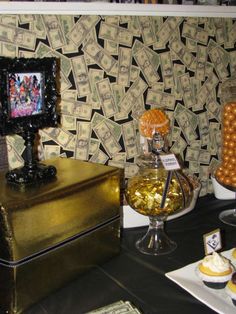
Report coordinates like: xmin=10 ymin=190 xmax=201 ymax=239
xmin=2 ymin=15 xmax=236 ymax=196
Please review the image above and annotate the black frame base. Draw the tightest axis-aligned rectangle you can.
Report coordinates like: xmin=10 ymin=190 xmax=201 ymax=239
xmin=6 ymin=129 xmax=57 ymax=185
xmin=6 ymin=163 xmax=57 ymax=185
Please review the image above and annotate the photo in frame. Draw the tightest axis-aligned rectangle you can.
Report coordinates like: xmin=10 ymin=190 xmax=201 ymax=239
xmin=8 ymin=72 xmax=44 ymax=119
xmin=0 ymin=57 xmax=59 ymax=185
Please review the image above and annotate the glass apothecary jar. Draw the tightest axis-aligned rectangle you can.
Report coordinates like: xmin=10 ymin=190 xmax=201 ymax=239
xmin=215 ymin=77 xmax=236 ymax=190
xmin=125 ymin=132 xmax=193 ymax=255
xmin=213 ymin=77 xmax=236 ymax=226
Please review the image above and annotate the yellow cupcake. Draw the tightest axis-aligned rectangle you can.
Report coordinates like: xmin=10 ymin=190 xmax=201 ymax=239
xmin=225 ymin=272 xmax=236 ymax=306
xmin=197 ymin=252 xmax=233 ymax=289
xmin=232 ymin=248 xmax=236 ymax=260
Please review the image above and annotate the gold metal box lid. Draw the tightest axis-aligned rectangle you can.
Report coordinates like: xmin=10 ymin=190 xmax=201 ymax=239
xmin=0 ymin=158 xmax=122 ymax=262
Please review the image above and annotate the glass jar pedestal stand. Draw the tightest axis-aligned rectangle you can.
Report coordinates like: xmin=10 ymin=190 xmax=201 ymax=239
xmin=136 ymin=216 xmax=177 ymax=255
xmin=219 ymin=209 xmax=236 ymax=227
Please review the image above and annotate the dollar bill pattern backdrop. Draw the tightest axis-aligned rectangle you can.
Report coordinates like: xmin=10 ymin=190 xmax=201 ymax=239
xmin=2 ymin=15 xmax=236 ymax=196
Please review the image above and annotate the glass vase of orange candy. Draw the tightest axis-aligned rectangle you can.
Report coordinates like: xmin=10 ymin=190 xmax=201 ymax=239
xmin=214 ymin=77 xmax=236 ymax=226
xmin=125 ymin=108 xmax=193 ymax=255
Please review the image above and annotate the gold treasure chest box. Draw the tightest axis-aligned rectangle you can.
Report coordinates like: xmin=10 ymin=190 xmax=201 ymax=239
xmin=0 ymin=158 xmax=122 ymax=314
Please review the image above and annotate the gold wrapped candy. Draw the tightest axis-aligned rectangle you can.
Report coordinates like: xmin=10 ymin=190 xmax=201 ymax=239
xmin=125 ymin=168 xmax=193 ymax=218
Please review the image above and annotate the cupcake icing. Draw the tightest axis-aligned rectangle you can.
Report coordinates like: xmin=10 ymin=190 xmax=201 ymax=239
xmin=200 ymin=252 xmax=231 ymax=275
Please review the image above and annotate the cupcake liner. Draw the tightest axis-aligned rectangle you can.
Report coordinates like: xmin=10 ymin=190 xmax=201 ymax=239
xmin=203 ymin=281 xmax=228 ymax=289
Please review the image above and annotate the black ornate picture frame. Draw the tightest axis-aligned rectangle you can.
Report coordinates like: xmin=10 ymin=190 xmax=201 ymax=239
xmin=0 ymin=57 xmax=58 ymax=136
xmin=0 ymin=57 xmax=59 ymax=185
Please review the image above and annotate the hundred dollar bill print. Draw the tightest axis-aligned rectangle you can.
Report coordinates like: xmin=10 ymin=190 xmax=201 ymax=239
xmin=3 ymin=14 xmax=236 ymax=196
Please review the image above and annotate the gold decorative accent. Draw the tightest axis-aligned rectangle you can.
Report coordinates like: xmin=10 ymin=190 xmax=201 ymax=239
xmin=0 ymin=158 xmax=122 ymax=313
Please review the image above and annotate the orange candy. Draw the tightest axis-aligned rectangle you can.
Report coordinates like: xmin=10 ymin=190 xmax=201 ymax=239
xmin=215 ymin=102 xmax=236 ymax=188
xmin=139 ymin=109 xmax=170 ymax=139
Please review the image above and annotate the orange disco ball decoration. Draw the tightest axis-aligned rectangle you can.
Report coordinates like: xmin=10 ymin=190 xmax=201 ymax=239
xmin=139 ymin=108 xmax=170 ymax=139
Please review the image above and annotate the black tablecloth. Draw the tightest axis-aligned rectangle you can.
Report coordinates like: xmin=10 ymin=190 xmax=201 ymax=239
xmin=26 ymin=195 xmax=236 ymax=314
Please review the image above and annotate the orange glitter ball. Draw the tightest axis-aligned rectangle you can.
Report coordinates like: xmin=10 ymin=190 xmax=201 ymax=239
xmin=139 ymin=109 xmax=170 ymax=139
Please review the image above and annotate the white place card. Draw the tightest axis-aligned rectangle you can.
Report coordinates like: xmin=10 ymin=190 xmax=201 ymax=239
xmin=160 ymin=153 xmax=181 ymax=171
xmin=203 ymin=228 xmax=222 ymax=255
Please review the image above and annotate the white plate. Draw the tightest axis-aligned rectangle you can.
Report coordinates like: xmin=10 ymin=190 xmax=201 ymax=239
xmin=122 ymin=185 xmax=201 ymax=228
xmin=165 ymin=249 xmax=236 ymax=314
